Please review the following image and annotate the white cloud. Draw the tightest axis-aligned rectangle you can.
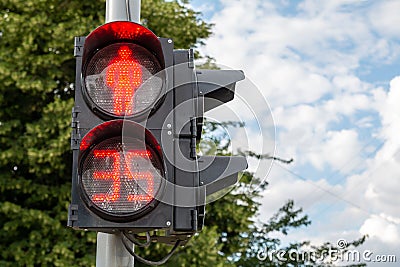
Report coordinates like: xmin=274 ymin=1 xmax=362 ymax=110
xmin=360 ymin=214 xmax=400 ymax=244
xmin=379 ymin=77 xmax=400 ymax=144
xmin=332 ymin=75 xmax=371 ymax=93
xmin=348 ymin=76 xmax=400 ymax=217
xmin=368 ymin=0 xmax=400 ymax=39
xmin=309 ymin=129 xmax=363 ymax=173
xmin=260 ymin=165 xmax=344 ymax=218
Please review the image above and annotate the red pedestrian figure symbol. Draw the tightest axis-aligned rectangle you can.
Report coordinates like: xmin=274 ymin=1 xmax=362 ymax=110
xmin=106 ymin=46 xmax=142 ymax=116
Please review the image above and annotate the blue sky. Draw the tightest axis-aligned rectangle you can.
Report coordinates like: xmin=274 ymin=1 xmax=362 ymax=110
xmin=191 ymin=0 xmax=400 ymax=264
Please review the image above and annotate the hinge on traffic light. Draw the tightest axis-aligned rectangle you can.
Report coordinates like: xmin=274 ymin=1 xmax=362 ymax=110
xmin=74 ymin=36 xmax=85 ymax=57
xmin=188 ymin=49 xmax=194 ymax=69
xmin=67 ymin=204 xmax=78 ymax=228
xmin=191 ymin=209 xmax=198 ymax=231
xmin=190 ymin=117 xmax=197 ymax=159
xmin=71 ymin=107 xmax=81 ymax=150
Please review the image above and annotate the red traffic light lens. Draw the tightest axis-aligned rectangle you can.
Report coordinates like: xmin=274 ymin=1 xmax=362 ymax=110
xmin=84 ymin=43 xmax=163 ymax=117
xmin=79 ymin=122 xmax=164 ymax=218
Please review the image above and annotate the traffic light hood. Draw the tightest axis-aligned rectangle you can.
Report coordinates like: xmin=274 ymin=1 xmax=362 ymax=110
xmin=82 ymin=21 xmax=165 ymax=69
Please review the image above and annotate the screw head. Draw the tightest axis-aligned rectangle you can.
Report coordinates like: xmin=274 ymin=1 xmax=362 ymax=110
xmin=166 ymin=221 xmax=171 ymax=226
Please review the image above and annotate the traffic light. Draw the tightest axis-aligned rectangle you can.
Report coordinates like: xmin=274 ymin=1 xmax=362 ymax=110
xmin=68 ymin=21 xmax=247 ymax=245
xmin=68 ymin=21 xmax=175 ymax=234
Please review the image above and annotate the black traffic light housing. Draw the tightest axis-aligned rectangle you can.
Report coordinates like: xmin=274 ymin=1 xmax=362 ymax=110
xmin=68 ymin=21 xmax=247 ymax=245
xmin=69 ymin=21 xmax=174 ymax=234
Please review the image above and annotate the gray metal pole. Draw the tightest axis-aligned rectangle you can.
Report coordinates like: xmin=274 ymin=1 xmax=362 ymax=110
xmin=105 ymin=0 xmax=141 ymax=23
xmin=97 ymin=1 xmax=141 ymax=266
xmin=96 ymin=232 xmax=134 ymax=267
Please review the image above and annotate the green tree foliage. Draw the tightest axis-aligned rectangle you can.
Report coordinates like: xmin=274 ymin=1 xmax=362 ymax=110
xmin=0 ymin=1 xmax=210 ymax=266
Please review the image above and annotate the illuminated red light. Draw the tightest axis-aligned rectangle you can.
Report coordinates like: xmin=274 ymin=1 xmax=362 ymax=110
xmin=92 ymin=150 xmax=121 ymax=202
xmin=79 ymin=121 xmax=164 ymax=217
xmin=125 ymin=150 xmax=153 ymax=160
xmin=84 ymin=42 xmax=163 ymax=117
xmin=106 ymin=46 xmax=142 ymax=116
xmin=127 ymin=171 xmax=154 ymax=202
xmin=91 ymin=149 xmax=156 ymax=204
